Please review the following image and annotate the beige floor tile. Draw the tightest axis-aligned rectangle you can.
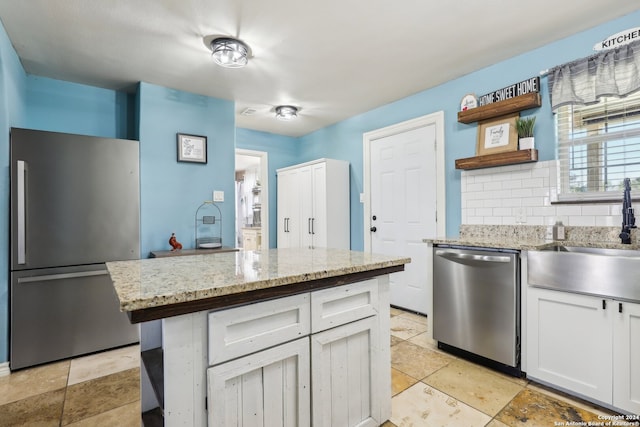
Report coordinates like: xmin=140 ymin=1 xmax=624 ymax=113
xmin=0 ymin=388 xmax=65 ymax=426
xmin=526 ymin=382 xmax=618 ymax=417
xmin=423 ymin=358 xmax=524 ymax=417
xmin=390 ymin=382 xmax=492 ymax=427
xmin=396 ymin=311 xmax=428 ymax=327
xmin=391 ymin=368 xmax=418 ymax=396
xmin=406 ymin=332 xmax=439 ymax=351
xmin=0 ymin=360 xmax=70 ymax=405
xmin=391 ymin=335 xmax=404 ymax=347
xmin=390 ymin=307 xmax=404 ymax=317
xmin=390 ymin=315 xmax=427 ymax=340
xmin=65 ymin=400 xmax=141 ymax=426
xmin=486 ymin=418 xmax=511 ymax=427
xmin=68 ymin=344 xmax=140 ymax=386
xmin=495 ymin=388 xmax=604 ymax=426
xmin=61 ymin=367 xmax=140 ymax=425
xmin=391 ymin=341 xmax=454 ymax=380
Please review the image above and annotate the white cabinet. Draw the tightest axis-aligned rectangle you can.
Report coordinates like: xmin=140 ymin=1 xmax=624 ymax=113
xmin=277 ymin=167 xmax=302 ymax=248
xmin=207 ymin=337 xmax=311 ymax=427
xmin=527 ymin=286 xmax=640 ymax=413
xmin=613 ymin=300 xmax=640 ymax=414
xmin=311 ymin=316 xmax=381 ymax=427
xmin=277 ymin=158 xmax=350 ymax=249
xmin=205 ymin=277 xmax=389 ymax=427
xmin=241 ymin=228 xmax=261 ymax=250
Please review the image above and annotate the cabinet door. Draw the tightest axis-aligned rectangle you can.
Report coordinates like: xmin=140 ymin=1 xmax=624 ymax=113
xmin=526 ymin=287 xmax=612 ymax=403
xmin=299 ymin=165 xmax=314 ymax=249
xmin=310 ymin=162 xmax=327 ymax=248
xmin=613 ymin=301 xmax=640 ymax=414
xmin=277 ymin=169 xmax=301 ymax=248
xmin=311 ymin=317 xmax=380 ymax=427
xmin=207 ymin=337 xmax=310 ymax=427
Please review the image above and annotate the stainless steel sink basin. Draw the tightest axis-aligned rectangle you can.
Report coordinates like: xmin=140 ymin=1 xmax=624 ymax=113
xmin=528 ymin=245 xmax=640 ymax=302
xmin=537 ymin=245 xmax=640 ymax=257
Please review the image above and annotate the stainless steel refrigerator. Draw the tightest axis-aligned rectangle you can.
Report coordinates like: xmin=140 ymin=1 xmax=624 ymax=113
xmin=10 ymin=128 xmax=140 ymax=370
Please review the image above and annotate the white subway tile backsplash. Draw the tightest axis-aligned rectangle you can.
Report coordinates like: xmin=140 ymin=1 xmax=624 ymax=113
xmin=460 ymin=160 xmax=624 ymax=227
xmin=569 ymin=215 xmax=596 ymax=226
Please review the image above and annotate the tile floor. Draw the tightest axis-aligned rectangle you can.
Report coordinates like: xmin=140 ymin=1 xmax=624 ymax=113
xmin=0 ymin=308 xmax=618 ymax=426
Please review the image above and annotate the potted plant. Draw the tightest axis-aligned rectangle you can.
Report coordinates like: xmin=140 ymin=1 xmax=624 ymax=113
xmin=516 ymin=116 xmax=536 ymax=150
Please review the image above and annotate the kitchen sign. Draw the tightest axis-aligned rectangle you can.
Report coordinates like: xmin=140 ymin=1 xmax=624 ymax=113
xmin=594 ymin=27 xmax=640 ymax=51
xmin=478 ymin=77 xmax=540 ymax=106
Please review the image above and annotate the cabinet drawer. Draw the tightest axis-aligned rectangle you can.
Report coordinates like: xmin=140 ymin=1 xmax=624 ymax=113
xmin=208 ymin=293 xmax=310 ymax=366
xmin=311 ymin=279 xmax=378 ymax=333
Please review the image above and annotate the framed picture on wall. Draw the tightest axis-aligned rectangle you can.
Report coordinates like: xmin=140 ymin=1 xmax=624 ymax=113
xmin=177 ymin=133 xmax=208 ymax=164
xmin=476 ymin=112 xmax=519 ymax=156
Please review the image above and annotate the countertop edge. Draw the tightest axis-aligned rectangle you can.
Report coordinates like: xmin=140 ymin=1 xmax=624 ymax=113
xmin=423 ymin=237 xmax=640 ymax=251
xmin=125 ymin=264 xmax=406 ymax=323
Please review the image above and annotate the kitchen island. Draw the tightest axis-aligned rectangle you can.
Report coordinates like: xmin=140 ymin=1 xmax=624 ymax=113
xmin=107 ymin=248 xmax=410 ymax=426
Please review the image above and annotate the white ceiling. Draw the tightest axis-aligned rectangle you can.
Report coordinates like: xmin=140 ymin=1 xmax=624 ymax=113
xmin=1 ymin=1 xmax=638 ymax=137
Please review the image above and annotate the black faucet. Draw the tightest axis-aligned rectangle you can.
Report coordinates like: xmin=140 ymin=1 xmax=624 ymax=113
xmin=619 ymin=178 xmax=636 ymax=244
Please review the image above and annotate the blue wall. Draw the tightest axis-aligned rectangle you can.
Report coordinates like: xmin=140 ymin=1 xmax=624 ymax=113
xmin=297 ymin=9 xmax=640 ymax=248
xmin=0 ymin=21 xmax=27 ymax=363
xmin=138 ymin=82 xmax=236 ymax=256
xmin=236 ymin=128 xmax=299 ymax=249
xmin=24 ymin=76 xmax=134 ymax=139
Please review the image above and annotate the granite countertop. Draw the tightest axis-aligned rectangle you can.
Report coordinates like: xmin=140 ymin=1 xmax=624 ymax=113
xmin=107 ymin=248 xmax=410 ymax=313
xmin=423 ymin=225 xmax=640 ymax=251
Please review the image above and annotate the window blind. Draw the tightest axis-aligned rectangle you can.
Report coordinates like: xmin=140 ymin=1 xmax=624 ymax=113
xmin=556 ymin=92 xmax=640 ymax=201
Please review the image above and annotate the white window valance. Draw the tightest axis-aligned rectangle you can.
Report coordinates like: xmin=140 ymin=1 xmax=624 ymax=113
xmin=548 ymin=40 xmax=640 ymax=110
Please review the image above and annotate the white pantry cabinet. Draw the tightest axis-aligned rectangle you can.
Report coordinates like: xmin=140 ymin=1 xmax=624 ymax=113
xmin=527 ymin=286 xmax=640 ymax=413
xmin=277 ymin=158 xmax=350 ymax=249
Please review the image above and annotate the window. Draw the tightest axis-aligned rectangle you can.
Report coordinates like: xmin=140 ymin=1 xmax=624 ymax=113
xmin=555 ymin=91 xmax=640 ymax=202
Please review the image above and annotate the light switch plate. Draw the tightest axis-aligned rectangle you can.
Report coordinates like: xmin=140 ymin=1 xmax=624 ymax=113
xmin=213 ymin=190 xmax=224 ymax=202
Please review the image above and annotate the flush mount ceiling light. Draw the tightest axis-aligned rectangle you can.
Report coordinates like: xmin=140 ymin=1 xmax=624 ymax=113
xmin=275 ymin=105 xmax=298 ymax=121
xmin=208 ymin=37 xmax=250 ymax=68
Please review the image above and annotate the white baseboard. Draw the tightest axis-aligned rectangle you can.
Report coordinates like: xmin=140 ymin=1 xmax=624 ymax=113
xmin=0 ymin=362 xmax=10 ymax=377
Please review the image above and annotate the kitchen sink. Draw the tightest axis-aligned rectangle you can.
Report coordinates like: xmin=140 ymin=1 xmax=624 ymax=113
xmin=528 ymin=245 xmax=640 ymax=302
xmin=536 ymin=245 xmax=640 ymax=257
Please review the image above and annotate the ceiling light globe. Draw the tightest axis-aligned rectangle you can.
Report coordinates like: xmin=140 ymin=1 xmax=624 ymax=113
xmin=275 ymin=105 xmax=298 ymax=120
xmin=210 ymin=38 xmax=249 ymax=68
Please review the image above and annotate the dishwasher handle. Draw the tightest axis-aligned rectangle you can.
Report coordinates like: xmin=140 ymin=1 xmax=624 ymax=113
xmin=435 ymin=249 xmax=512 ymax=263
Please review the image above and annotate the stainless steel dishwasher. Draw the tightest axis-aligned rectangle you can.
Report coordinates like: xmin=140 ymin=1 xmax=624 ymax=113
xmin=433 ymin=245 xmax=520 ymax=374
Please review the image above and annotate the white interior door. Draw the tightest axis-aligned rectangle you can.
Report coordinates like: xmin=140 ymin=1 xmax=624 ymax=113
xmin=369 ymin=124 xmax=437 ymax=314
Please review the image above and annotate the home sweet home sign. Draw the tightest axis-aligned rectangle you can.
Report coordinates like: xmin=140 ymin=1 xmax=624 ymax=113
xmin=478 ymin=77 xmax=540 ymax=107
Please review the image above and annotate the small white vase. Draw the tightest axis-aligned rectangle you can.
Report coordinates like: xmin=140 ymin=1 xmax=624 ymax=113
xmin=519 ymin=137 xmax=535 ymax=150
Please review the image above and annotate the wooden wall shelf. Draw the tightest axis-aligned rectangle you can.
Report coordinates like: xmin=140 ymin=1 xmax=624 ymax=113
xmin=455 ymin=149 xmax=538 ymax=170
xmin=458 ymin=92 xmax=541 ymax=124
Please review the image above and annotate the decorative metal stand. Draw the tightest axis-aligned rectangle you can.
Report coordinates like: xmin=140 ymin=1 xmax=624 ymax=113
xmin=195 ymin=201 xmax=222 ymax=249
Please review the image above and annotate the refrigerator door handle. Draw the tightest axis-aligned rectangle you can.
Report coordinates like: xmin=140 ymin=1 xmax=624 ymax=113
xmin=17 ymin=160 xmax=26 ymax=265
xmin=17 ymin=269 xmax=110 ymax=284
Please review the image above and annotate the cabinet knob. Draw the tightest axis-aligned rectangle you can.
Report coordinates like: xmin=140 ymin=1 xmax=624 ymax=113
xmin=370 ymin=226 xmax=377 ymax=232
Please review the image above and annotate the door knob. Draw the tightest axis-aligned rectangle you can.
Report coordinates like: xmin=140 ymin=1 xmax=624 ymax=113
xmin=370 ymin=226 xmax=377 ymax=232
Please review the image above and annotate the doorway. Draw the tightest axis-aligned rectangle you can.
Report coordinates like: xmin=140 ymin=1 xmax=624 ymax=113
xmin=235 ymin=149 xmax=269 ymax=250
xmin=363 ymin=112 xmax=445 ymax=315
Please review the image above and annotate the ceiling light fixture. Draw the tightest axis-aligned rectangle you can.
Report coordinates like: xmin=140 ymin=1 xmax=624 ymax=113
xmin=209 ymin=37 xmax=250 ymax=68
xmin=275 ymin=105 xmax=298 ymax=120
